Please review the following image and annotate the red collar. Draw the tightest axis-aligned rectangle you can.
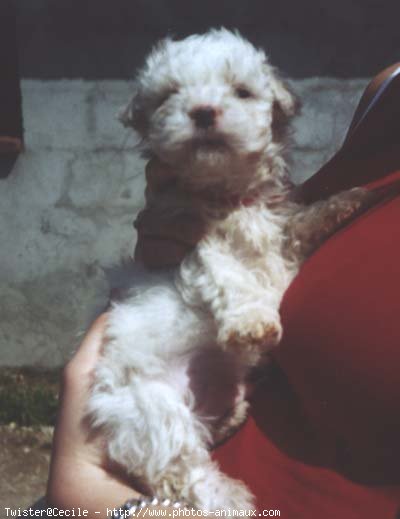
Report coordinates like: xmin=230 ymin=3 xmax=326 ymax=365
xmin=228 ymin=194 xmax=258 ymax=207
xmin=228 ymin=192 xmax=291 ymax=208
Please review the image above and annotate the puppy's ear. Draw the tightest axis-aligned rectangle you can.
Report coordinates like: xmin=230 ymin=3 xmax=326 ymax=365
xmin=270 ymin=74 xmax=300 ymax=141
xmin=118 ymin=98 xmax=134 ymax=127
xmin=270 ymin=74 xmax=300 ymax=118
xmin=118 ymin=90 xmax=148 ymax=136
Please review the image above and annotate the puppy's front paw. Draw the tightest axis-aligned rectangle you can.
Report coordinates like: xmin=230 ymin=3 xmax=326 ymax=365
xmin=332 ymin=187 xmax=372 ymax=224
xmin=218 ymin=310 xmax=282 ymax=351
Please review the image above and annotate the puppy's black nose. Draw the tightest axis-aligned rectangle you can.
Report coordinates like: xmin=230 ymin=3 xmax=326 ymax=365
xmin=190 ymin=106 xmax=217 ymax=129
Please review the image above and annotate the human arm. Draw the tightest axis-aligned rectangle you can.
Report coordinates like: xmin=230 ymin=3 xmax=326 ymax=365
xmin=46 ymin=315 xmax=143 ymax=517
xmin=46 ymin=315 xmax=190 ymax=518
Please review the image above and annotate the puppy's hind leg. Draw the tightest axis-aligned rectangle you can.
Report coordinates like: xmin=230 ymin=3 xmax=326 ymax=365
xmin=87 ymin=286 xmax=253 ymax=510
xmin=210 ymin=383 xmax=250 ymax=446
xmin=88 ymin=373 xmax=254 ymax=512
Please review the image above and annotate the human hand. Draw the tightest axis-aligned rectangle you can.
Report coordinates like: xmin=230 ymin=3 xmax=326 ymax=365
xmin=46 ymin=314 xmax=141 ymax=518
xmin=134 ymin=158 xmax=207 ymax=268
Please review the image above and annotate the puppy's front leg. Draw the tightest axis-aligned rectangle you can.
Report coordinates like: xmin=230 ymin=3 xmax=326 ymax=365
xmin=287 ymin=187 xmax=374 ymax=259
xmin=216 ymin=283 xmax=283 ymax=358
xmin=179 ymin=245 xmax=284 ymax=361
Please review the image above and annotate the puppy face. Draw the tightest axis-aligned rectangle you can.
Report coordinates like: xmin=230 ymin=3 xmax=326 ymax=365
xmin=122 ymin=29 xmax=297 ymax=189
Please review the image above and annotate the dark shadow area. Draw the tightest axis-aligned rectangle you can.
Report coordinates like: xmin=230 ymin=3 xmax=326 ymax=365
xmin=16 ymin=0 xmax=400 ymax=79
xmin=0 ymin=0 xmax=23 ymax=178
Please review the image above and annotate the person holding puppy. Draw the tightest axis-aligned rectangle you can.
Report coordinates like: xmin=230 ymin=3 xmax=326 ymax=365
xmin=46 ymin=65 xmax=400 ymax=518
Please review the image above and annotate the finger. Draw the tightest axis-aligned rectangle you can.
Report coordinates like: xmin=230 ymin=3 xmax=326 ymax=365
xmin=68 ymin=313 xmax=109 ymax=373
xmin=58 ymin=317 xmax=108 ymax=444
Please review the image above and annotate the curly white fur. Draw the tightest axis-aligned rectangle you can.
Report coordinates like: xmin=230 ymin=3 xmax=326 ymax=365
xmin=88 ymin=29 xmax=372 ymax=511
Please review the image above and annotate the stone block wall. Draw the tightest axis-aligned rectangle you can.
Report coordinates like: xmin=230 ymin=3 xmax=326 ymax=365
xmin=0 ymin=78 xmax=368 ymax=366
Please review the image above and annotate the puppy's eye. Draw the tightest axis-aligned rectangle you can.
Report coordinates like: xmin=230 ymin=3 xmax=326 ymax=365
xmin=156 ymin=88 xmax=178 ymax=107
xmin=235 ymin=87 xmax=253 ymax=99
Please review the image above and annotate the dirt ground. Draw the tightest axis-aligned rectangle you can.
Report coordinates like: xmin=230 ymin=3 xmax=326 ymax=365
xmin=0 ymin=424 xmax=53 ymax=515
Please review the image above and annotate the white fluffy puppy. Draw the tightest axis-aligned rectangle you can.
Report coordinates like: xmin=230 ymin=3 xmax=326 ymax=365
xmin=88 ymin=29 xmax=371 ymax=511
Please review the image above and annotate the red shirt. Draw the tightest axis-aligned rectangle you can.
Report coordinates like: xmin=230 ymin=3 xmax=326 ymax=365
xmin=214 ymin=171 xmax=400 ymax=518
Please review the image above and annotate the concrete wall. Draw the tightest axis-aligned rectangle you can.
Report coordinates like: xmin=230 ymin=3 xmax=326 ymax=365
xmin=0 ymin=78 xmax=368 ymax=366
